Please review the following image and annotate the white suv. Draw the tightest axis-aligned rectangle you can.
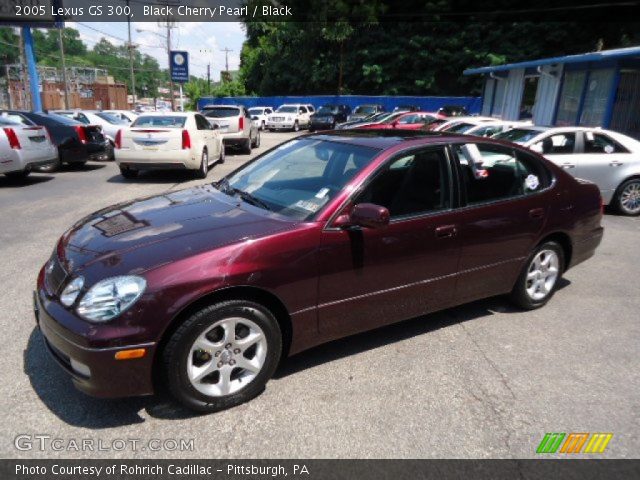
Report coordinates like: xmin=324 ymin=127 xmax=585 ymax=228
xmin=266 ymin=104 xmax=311 ymax=132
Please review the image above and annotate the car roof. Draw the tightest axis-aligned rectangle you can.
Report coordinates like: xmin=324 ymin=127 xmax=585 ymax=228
xmin=304 ymin=129 xmax=472 ymax=149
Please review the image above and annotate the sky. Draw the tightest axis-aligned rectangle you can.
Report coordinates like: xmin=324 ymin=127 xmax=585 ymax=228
xmin=66 ymin=21 xmax=246 ymax=82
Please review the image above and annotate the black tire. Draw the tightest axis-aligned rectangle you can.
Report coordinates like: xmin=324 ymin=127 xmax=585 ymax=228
xmin=252 ymin=130 xmax=261 ymax=148
xmin=243 ymin=137 xmax=252 ymax=155
xmin=119 ymin=166 xmax=138 ymax=179
xmin=614 ymin=178 xmax=640 ymax=216
xmin=36 ymin=157 xmax=61 ymax=173
xmin=162 ymin=300 xmax=282 ymax=413
xmin=218 ymin=143 xmax=225 ymax=164
xmin=510 ymin=241 xmax=564 ymax=310
xmin=195 ymin=148 xmax=209 ymax=179
xmin=261 ymin=120 xmax=265 ymax=131
xmin=293 ymin=121 xmax=300 ymax=132
xmin=5 ymin=170 xmax=30 ymax=180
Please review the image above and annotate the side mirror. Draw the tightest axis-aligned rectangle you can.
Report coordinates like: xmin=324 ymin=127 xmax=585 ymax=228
xmin=211 ymin=123 xmax=219 ymax=130
xmin=391 ymin=120 xmax=399 ymax=127
xmin=530 ymin=142 xmax=543 ymax=154
xmin=335 ymin=203 xmax=390 ymax=229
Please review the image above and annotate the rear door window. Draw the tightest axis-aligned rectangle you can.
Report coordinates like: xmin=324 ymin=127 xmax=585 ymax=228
xmin=583 ymin=132 xmax=629 ymax=153
xmin=454 ymin=143 xmax=551 ymax=206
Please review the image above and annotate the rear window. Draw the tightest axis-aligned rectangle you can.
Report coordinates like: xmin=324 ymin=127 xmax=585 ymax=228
xmin=36 ymin=113 xmax=83 ymax=126
xmin=202 ymin=107 xmax=240 ymax=118
xmin=132 ymin=116 xmax=187 ymax=128
xmin=96 ymin=112 xmax=128 ymax=124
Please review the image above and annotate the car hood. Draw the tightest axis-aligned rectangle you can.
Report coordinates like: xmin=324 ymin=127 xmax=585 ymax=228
xmin=59 ymin=184 xmax=296 ymax=272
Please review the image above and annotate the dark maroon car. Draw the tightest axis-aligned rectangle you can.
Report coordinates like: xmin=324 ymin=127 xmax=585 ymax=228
xmin=35 ymin=130 xmax=603 ymax=412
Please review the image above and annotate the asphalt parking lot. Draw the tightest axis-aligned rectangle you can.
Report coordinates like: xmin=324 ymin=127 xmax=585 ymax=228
xmin=1 ymin=129 xmax=638 ymax=459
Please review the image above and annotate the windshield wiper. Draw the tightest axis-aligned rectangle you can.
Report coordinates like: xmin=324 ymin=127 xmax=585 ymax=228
xmin=215 ymin=179 xmax=272 ymax=211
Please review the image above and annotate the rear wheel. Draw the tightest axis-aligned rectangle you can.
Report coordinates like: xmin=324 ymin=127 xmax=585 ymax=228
xmin=615 ymin=178 xmax=640 ymax=216
xmin=218 ymin=143 xmax=226 ymax=164
xmin=510 ymin=241 xmax=564 ymax=310
xmin=162 ymin=300 xmax=282 ymax=412
xmin=242 ymin=137 xmax=252 ymax=155
xmin=37 ymin=157 xmax=61 ymax=173
xmin=195 ymin=149 xmax=209 ymax=179
xmin=119 ymin=166 xmax=138 ymax=179
xmin=252 ymin=130 xmax=261 ymax=148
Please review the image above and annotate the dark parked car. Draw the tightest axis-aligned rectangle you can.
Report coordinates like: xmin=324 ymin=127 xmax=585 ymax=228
xmin=437 ymin=105 xmax=469 ymax=117
xmin=346 ymin=104 xmax=385 ymax=122
xmin=309 ymin=104 xmax=351 ymax=131
xmin=0 ymin=110 xmax=108 ymax=171
xmin=35 ymin=130 xmax=603 ymax=412
xmin=393 ymin=105 xmax=420 ymax=112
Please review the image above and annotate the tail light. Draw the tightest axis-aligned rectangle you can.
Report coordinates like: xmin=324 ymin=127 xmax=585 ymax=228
xmin=74 ymin=125 xmax=88 ymax=144
xmin=3 ymin=128 xmax=21 ymax=149
xmin=239 ymin=116 xmax=244 ymax=130
xmin=114 ymin=129 xmax=122 ymax=149
xmin=181 ymin=129 xmax=191 ymax=149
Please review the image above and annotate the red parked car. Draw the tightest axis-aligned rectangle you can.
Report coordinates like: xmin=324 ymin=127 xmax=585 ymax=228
xmin=35 ymin=130 xmax=603 ymax=412
xmin=357 ymin=111 xmax=443 ymax=130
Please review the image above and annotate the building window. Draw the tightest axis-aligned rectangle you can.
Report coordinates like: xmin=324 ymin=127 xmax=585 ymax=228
xmin=555 ymin=71 xmax=586 ymax=126
xmin=579 ymin=69 xmax=614 ymax=126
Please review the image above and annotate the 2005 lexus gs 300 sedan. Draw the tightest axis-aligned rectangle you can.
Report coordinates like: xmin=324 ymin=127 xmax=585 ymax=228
xmin=35 ymin=130 xmax=603 ymax=412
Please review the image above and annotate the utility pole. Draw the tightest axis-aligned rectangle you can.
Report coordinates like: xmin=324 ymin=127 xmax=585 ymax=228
xmin=207 ymin=63 xmax=211 ymax=94
xmin=162 ymin=19 xmax=176 ymax=111
xmin=126 ymin=0 xmax=136 ymax=108
xmin=220 ymin=47 xmax=232 ymax=75
xmin=58 ymin=27 xmax=69 ymax=109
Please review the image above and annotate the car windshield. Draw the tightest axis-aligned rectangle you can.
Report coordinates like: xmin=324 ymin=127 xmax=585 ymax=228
xmin=493 ymin=128 xmax=545 ymax=144
xmin=132 ymin=116 xmax=187 ymax=128
xmin=96 ymin=112 xmax=128 ymax=124
xmin=354 ymin=106 xmax=376 ymax=114
xmin=276 ymin=106 xmax=298 ymax=113
xmin=221 ymin=138 xmax=380 ymax=221
xmin=248 ymin=108 xmax=263 ymax=115
xmin=202 ymin=107 xmax=240 ymax=118
xmin=317 ymin=106 xmax=338 ymax=114
xmin=447 ymin=122 xmax=475 ymax=133
xmin=0 ymin=117 xmax=20 ymax=126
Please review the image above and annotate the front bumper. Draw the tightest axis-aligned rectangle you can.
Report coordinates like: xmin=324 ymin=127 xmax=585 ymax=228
xmin=34 ymin=288 xmax=156 ymax=398
xmin=266 ymin=121 xmax=295 ymax=130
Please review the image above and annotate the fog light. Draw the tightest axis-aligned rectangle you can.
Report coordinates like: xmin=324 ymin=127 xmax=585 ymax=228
xmin=69 ymin=358 xmax=91 ymax=377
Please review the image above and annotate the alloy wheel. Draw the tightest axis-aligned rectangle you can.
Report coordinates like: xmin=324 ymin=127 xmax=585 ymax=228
xmin=187 ymin=317 xmax=267 ymax=397
xmin=620 ymin=180 xmax=640 ymax=215
xmin=525 ymin=249 xmax=559 ymax=301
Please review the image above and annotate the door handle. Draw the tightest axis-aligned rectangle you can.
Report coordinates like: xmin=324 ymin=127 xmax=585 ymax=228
xmin=529 ymin=208 xmax=545 ymax=219
xmin=435 ymin=225 xmax=457 ymax=238
xmin=561 ymin=162 xmax=575 ymax=169
xmin=610 ymin=160 xmax=623 ymax=167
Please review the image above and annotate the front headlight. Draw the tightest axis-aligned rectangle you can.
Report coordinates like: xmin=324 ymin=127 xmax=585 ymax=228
xmin=60 ymin=276 xmax=85 ymax=307
xmin=77 ymin=275 xmax=146 ymax=323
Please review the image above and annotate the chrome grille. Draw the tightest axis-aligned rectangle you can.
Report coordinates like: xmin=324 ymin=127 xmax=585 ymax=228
xmin=271 ymin=116 xmax=285 ymax=122
xmin=45 ymin=253 xmax=68 ymax=295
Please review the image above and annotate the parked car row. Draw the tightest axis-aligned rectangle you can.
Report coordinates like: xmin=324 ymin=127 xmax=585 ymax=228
xmin=0 ymin=109 xmax=110 ymax=177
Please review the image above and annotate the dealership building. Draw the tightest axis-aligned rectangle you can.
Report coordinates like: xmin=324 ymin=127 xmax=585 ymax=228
xmin=464 ymin=46 xmax=640 ymax=138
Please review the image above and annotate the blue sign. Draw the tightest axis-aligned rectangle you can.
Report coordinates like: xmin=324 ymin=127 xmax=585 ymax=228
xmin=170 ymin=51 xmax=189 ymax=83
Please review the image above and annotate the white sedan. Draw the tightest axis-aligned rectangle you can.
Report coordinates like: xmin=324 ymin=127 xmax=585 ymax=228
xmin=494 ymin=126 xmax=640 ymax=215
xmin=114 ymin=112 xmax=224 ymax=179
xmin=0 ymin=117 xmax=58 ymax=179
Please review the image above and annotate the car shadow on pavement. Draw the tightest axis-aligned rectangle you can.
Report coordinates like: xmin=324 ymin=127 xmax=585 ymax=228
xmin=24 ymin=328 xmax=200 ymax=428
xmin=0 ymin=175 xmax=54 ymax=188
xmin=23 ymin=280 xmax=570 ymax=427
xmin=275 ymin=281 xmax=570 ymax=379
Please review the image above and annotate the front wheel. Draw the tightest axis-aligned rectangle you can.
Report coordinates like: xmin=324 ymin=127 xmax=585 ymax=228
xmin=615 ymin=178 xmax=640 ymax=216
xmin=510 ymin=241 xmax=564 ymax=310
xmin=293 ymin=121 xmax=299 ymax=132
xmin=162 ymin=300 xmax=282 ymax=413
